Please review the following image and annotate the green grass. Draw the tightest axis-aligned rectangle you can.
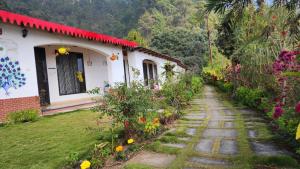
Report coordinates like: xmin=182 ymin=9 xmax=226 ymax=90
xmin=158 ymin=135 xmax=181 ymax=143
xmin=0 ymin=110 xmax=107 ymax=169
xmin=145 ymin=141 xmax=180 ymax=154
xmin=251 ymin=155 xmax=299 ymax=168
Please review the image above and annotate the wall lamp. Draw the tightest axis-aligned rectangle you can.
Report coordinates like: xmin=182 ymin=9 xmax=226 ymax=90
xmin=22 ymin=28 xmax=28 ymax=38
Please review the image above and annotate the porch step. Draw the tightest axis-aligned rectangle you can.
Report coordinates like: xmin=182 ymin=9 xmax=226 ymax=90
xmin=42 ymin=101 xmax=97 ymax=116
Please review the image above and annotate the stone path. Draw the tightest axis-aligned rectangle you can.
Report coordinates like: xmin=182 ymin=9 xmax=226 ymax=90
xmin=125 ymin=86 xmax=297 ymax=169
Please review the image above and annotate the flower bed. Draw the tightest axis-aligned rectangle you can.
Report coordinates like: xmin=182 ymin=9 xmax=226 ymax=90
xmin=207 ymin=49 xmax=300 ymax=156
xmin=68 ymin=73 xmax=203 ymax=169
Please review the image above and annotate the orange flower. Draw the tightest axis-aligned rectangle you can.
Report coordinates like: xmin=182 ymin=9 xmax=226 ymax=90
xmin=138 ymin=117 xmax=146 ymax=123
xmin=272 ymin=15 xmax=277 ymax=21
xmin=115 ymin=145 xmax=123 ymax=152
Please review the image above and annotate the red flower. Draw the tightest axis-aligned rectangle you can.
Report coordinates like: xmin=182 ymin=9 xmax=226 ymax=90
xmin=124 ymin=120 xmax=130 ymax=128
xmin=272 ymin=15 xmax=277 ymax=21
xmin=274 ymin=98 xmax=280 ymax=102
xmin=281 ymin=31 xmax=287 ymax=37
xmin=295 ymin=102 xmax=300 ymax=114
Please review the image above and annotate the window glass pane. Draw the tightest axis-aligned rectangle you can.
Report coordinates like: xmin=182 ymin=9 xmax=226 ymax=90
xmin=149 ymin=64 xmax=153 ymax=80
xmin=143 ymin=62 xmax=148 ymax=86
xmin=77 ymin=55 xmax=86 ymax=93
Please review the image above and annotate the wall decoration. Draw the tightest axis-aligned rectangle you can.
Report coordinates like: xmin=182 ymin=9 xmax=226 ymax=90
xmin=55 ymin=47 xmax=70 ymax=56
xmin=0 ymin=56 xmax=26 ymax=95
xmin=110 ymin=53 xmax=118 ymax=61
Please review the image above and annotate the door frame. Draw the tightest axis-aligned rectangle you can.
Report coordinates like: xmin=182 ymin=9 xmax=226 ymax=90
xmin=34 ymin=47 xmax=50 ymax=106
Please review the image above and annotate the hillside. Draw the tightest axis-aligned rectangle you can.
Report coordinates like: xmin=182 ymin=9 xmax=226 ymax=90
xmin=1 ymin=0 xmax=153 ymax=38
xmin=0 ymin=0 xmax=210 ymax=71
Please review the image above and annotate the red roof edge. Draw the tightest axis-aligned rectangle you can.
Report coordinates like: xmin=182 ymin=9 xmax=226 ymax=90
xmin=0 ymin=10 xmax=138 ymax=48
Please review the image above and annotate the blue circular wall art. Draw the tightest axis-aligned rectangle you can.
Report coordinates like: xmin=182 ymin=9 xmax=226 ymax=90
xmin=0 ymin=56 xmax=26 ymax=95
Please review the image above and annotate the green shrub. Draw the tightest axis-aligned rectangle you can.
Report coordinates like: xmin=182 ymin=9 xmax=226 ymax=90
xmin=191 ymin=76 xmax=203 ymax=93
xmin=7 ymin=109 xmax=39 ymax=123
xmin=223 ymin=82 xmax=234 ymax=93
xmin=252 ymin=155 xmax=299 ymax=168
xmin=235 ymin=87 xmax=265 ymax=109
xmin=161 ymin=73 xmax=203 ymax=112
xmin=216 ymin=81 xmax=233 ymax=93
xmin=91 ymin=81 xmax=154 ymax=139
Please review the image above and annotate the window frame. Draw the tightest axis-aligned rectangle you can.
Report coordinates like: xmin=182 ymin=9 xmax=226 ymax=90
xmin=142 ymin=60 xmax=158 ymax=88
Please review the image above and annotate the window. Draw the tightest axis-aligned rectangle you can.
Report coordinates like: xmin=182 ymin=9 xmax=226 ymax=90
xmin=56 ymin=52 xmax=86 ymax=95
xmin=143 ymin=60 xmax=158 ymax=88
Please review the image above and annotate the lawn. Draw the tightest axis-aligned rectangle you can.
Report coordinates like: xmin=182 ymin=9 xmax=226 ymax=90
xmin=0 ymin=110 xmax=106 ymax=169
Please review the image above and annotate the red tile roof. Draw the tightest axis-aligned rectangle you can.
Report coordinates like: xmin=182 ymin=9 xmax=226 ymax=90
xmin=0 ymin=10 xmax=138 ymax=48
xmin=135 ymin=47 xmax=187 ymax=69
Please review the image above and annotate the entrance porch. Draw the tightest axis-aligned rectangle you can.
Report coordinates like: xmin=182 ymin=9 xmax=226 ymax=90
xmin=34 ymin=45 xmax=110 ymax=112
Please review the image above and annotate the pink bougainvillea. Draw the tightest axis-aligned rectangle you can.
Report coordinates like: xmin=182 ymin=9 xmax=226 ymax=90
xmin=273 ymin=105 xmax=284 ymax=119
xmin=273 ymin=50 xmax=300 ymax=75
xmin=295 ymin=101 xmax=300 ymax=114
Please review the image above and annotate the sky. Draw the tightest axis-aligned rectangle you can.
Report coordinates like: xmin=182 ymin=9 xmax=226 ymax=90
xmin=266 ymin=0 xmax=273 ymax=5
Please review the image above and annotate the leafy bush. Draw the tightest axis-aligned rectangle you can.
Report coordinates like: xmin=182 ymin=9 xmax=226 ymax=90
xmin=235 ymin=87 xmax=265 ymax=109
xmin=161 ymin=73 xmax=203 ymax=112
xmin=7 ymin=109 xmax=39 ymax=123
xmin=90 ymin=142 xmax=111 ymax=168
xmin=191 ymin=76 xmax=203 ymax=94
xmin=93 ymin=81 xmax=154 ymax=139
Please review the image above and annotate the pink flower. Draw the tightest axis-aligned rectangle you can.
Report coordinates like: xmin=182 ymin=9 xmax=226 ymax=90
xmin=295 ymin=102 xmax=300 ymax=114
xmin=273 ymin=106 xmax=284 ymax=119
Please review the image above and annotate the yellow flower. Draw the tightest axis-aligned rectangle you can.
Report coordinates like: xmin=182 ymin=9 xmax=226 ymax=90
xmin=80 ymin=160 xmax=91 ymax=169
xmin=153 ymin=118 xmax=160 ymax=124
xmin=296 ymin=123 xmax=300 ymax=140
xmin=115 ymin=145 xmax=124 ymax=152
xmin=127 ymin=138 xmax=134 ymax=144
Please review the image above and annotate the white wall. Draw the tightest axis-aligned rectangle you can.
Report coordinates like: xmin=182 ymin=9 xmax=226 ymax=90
xmin=127 ymin=51 xmax=185 ymax=86
xmin=0 ymin=23 xmax=125 ymax=101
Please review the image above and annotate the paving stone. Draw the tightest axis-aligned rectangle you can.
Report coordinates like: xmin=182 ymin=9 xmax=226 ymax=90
xmin=208 ymin=121 xmax=219 ymax=128
xmin=126 ymin=151 xmax=176 ymax=168
xmin=203 ymin=129 xmax=237 ymax=138
xmin=220 ymin=140 xmax=238 ymax=155
xmin=189 ymin=157 xmax=227 ymax=165
xmin=224 ymin=121 xmax=235 ymax=128
xmin=248 ymin=130 xmax=257 ymax=138
xmin=162 ymin=143 xmax=186 ymax=148
xmin=184 ymin=115 xmax=206 ymax=120
xmin=251 ymin=141 xmax=289 ymax=156
xmin=224 ymin=110 xmax=235 ymax=116
xmin=177 ymin=123 xmax=201 ymax=127
xmin=195 ymin=138 xmax=214 ymax=153
xmin=186 ymin=128 xmax=196 ymax=136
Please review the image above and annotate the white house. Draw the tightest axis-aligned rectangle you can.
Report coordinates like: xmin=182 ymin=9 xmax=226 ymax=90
xmin=0 ymin=10 xmax=186 ymax=120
